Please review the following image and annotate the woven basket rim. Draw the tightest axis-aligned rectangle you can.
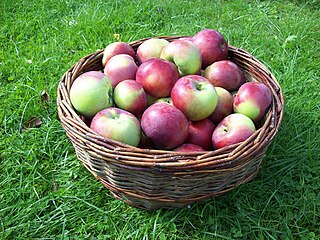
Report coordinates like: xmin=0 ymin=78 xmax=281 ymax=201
xmin=57 ymin=35 xmax=284 ymax=170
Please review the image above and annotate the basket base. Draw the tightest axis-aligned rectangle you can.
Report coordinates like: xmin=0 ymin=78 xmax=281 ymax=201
xmin=102 ymin=171 xmax=258 ymax=210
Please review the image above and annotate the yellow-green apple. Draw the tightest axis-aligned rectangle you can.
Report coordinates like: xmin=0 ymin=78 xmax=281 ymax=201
xmin=192 ymin=29 xmax=228 ymax=68
xmin=102 ymin=42 xmax=135 ymax=66
xmin=141 ymin=102 xmax=189 ymax=149
xmin=209 ymin=87 xmax=234 ymax=124
xmin=203 ymin=60 xmax=246 ymax=91
xmin=171 ymin=75 xmax=218 ymax=121
xmin=113 ymin=80 xmax=147 ymax=117
xmin=90 ymin=107 xmax=141 ymax=147
xmin=136 ymin=58 xmax=180 ymax=98
xmin=70 ymin=71 xmax=113 ymax=118
xmin=186 ymin=118 xmax=216 ymax=150
xmin=160 ymin=39 xmax=201 ymax=76
xmin=173 ymin=143 xmax=205 ymax=152
xmin=155 ymin=97 xmax=173 ymax=105
xmin=136 ymin=38 xmax=169 ymax=64
xmin=233 ymin=82 xmax=272 ymax=122
xmin=212 ymin=113 xmax=256 ymax=149
xmin=104 ymin=54 xmax=138 ymax=88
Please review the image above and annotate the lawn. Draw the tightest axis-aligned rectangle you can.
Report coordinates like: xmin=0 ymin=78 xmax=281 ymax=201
xmin=1 ymin=0 xmax=320 ymax=239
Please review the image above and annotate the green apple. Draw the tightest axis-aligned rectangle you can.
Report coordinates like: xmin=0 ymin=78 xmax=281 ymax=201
xmin=160 ymin=39 xmax=201 ymax=76
xmin=70 ymin=71 xmax=113 ymax=118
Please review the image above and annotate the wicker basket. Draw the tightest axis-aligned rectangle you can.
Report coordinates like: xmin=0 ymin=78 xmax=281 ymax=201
xmin=57 ymin=36 xmax=284 ymax=210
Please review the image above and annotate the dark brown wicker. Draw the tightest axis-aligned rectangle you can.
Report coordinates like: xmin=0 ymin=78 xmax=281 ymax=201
xmin=57 ymin=36 xmax=284 ymax=210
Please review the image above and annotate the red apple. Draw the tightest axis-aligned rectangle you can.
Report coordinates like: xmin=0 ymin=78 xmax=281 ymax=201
xmin=136 ymin=58 xmax=180 ymax=98
xmin=209 ymin=87 xmax=234 ymax=124
xmin=160 ymin=39 xmax=201 ymax=76
xmin=70 ymin=71 xmax=113 ymax=118
xmin=192 ymin=29 xmax=228 ymax=68
xmin=171 ymin=75 xmax=218 ymax=121
xmin=233 ymin=82 xmax=272 ymax=122
xmin=136 ymin=38 xmax=169 ymax=64
xmin=102 ymin=42 xmax=135 ymax=66
xmin=104 ymin=54 xmax=138 ymax=88
xmin=212 ymin=113 xmax=256 ymax=149
xmin=186 ymin=118 xmax=216 ymax=150
xmin=141 ymin=102 xmax=189 ymax=149
xmin=203 ymin=60 xmax=246 ymax=92
xmin=113 ymin=80 xmax=147 ymax=117
xmin=173 ymin=143 xmax=205 ymax=152
xmin=90 ymin=107 xmax=141 ymax=147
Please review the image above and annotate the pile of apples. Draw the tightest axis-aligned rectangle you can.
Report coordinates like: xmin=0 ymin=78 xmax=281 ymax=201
xmin=69 ymin=29 xmax=272 ymax=152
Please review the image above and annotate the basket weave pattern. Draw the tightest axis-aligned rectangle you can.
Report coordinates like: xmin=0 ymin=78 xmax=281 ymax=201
xmin=57 ymin=36 xmax=284 ymax=209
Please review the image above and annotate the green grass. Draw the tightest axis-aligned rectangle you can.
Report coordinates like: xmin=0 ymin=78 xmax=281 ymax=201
xmin=1 ymin=0 xmax=320 ymax=239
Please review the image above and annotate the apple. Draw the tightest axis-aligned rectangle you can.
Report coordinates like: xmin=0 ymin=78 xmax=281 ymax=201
xmin=102 ymin=42 xmax=135 ymax=66
xmin=173 ymin=143 xmax=205 ymax=152
xmin=136 ymin=38 xmax=169 ymax=64
xmin=203 ymin=60 xmax=246 ymax=92
xmin=155 ymin=97 xmax=173 ymax=105
xmin=209 ymin=87 xmax=234 ymax=124
xmin=186 ymin=118 xmax=216 ymax=150
xmin=104 ymin=54 xmax=138 ymax=88
xmin=171 ymin=75 xmax=218 ymax=121
xmin=113 ymin=80 xmax=147 ymax=117
xmin=146 ymin=93 xmax=158 ymax=107
xmin=160 ymin=39 xmax=201 ymax=76
xmin=233 ymin=82 xmax=272 ymax=122
xmin=192 ymin=29 xmax=228 ymax=68
xmin=70 ymin=71 xmax=113 ymax=118
xmin=212 ymin=113 xmax=256 ymax=149
xmin=141 ymin=102 xmax=189 ymax=149
xmin=136 ymin=58 xmax=180 ymax=98
xmin=90 ymin=107 xmax=141 ymax=147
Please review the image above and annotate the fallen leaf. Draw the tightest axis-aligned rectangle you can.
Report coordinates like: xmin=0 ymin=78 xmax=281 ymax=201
xmin=41 ymin=89 xmax=50 ymax=102
xmin=21 ymin=116 xmax=43 ymax=132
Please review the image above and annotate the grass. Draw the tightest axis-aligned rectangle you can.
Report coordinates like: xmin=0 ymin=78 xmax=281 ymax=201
xmin=1 ymin=0 xmax=320 ymax=239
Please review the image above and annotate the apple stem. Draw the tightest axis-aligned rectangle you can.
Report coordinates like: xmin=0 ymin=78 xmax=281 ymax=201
xmin=196 ymin=83 xmax=202 ymax=91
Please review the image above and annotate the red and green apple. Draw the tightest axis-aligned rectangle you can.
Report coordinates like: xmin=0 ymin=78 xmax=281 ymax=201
xmin=70 ymin=71 xmax=113 ymax=118
xmin=233 ymin=82 xmax=272 ymax=122
xmin=90 ymin=107 xmax=141 ymax=147
xmin=212 ymin=113 xmax=256 ymax=149
xmin=171 ymin=75 xmax=218 ymax=121
xmin=113 ymin=80 xmax=147 ymax=117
